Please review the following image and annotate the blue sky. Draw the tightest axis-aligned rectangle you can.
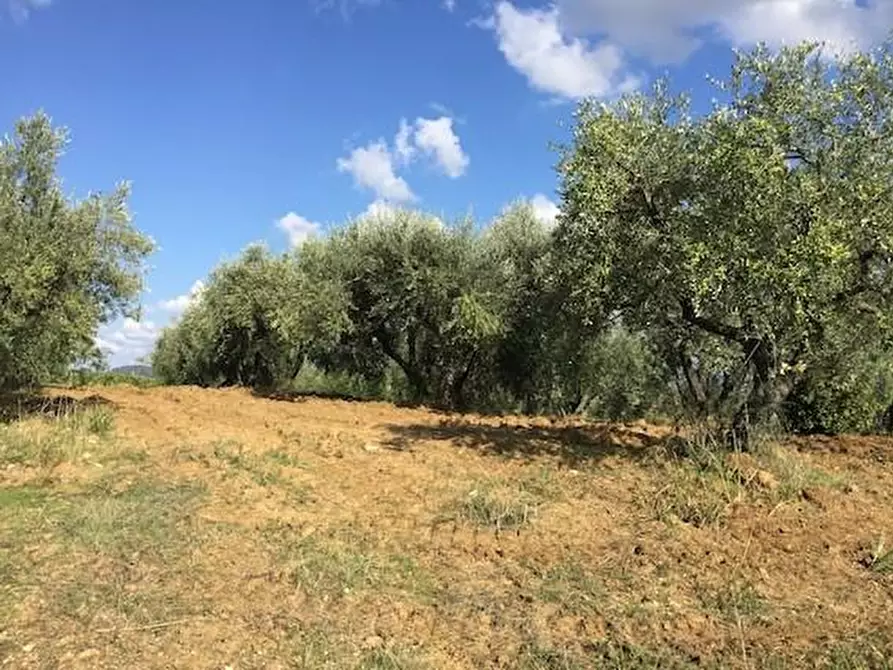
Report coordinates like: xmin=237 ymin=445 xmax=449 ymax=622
xmin=3 ymin=0 xmax=892 ymax=365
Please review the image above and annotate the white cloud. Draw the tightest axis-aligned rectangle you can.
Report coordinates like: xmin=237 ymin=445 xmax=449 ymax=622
xmin=362 ymin=199 xmax=398 ymax=219
xmin=554 ymin=0 xmax=890 ymax=64
xmin=337 ymin=114 xmax=470 ymax=201
xmin=413 ymin=117 xmax=470 ymax=178
xmin=277 ymin=211 xmax=321 ymax=247
xmin=443 ymin=0 xmax=456 ymax=11
xmin=96 ymin=318 xmax=161 ymax=367
xmin=158 ymin=280 xmax=206 ymax=316
xmin=337 ymin=139 xmax=416 ymax=203
xmin=488 ymin=0 xmax=893 ymax=100
xmin=716 ymin=1 xmax=888 ymax=52
xmin=530 ymin=193 xmax=560 ymax=226
xmin=490 ymin=1 xmax=639 ymax=100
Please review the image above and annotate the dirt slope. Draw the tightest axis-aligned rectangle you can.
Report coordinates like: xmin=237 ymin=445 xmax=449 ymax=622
xmin=1 ymin=385 xmax=892 ymax=669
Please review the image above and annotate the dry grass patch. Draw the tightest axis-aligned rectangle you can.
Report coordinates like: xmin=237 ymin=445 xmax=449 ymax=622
xmin=645 ymin=433 xmax=851 ymax=528
xmin=0 ymin=404 xmax=117 ymax=469
xmin=519 ymin=640 xmax=699 ymax=670
xmin=438 ymin=470 xmax=561 ymax=534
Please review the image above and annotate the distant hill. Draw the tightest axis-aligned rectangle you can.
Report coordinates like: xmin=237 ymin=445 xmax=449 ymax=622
xmin=110 ymin=364 xmax=155 ymax=378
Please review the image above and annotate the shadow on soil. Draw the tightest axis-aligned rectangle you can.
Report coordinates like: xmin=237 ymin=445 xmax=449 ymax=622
xmin=251 ymin=388 xmax=378 ymax=404
xmin=0 ymin=392 xmax=114 ymax=424
xmin=382 ymin=419 xmax=668 ymax=467
xmin=251 ymin=388 xmax=458 ymax=415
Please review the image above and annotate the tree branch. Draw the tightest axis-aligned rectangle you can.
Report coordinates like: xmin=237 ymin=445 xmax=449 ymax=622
xmin=678 ymin=298 xmax=747 ymax=345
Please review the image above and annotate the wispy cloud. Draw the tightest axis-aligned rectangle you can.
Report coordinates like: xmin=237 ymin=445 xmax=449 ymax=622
xmin=7 ymin=0 xmax=51 ymax=23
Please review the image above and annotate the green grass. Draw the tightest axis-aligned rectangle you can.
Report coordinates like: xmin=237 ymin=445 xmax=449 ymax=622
xmin=816 ymin=638 xmax=893 ymax=669
xmin=519 ymin=643 xmax=587 ymax=670
xmin=759 ymin=635 xmax=893 ymax=669
xmin=1 ymin=477 xmax=206 ymax=637
xmin=357 ymin=647 xmax=428 ymax=670
xmin=263 ymin=523 xmax=438 ymax=602
xmin=649 ymin=433 xmax=847 ymax=528
xmin=0 ymin=485 xmax=56 ymax=624
xmin=63 ymin=370 xmax=162 ymax=388
xmin=287 ymin=627 xmax=342 ymax=669
xmin=754 ymin=445 xmax=847 ymax=503
xmin=114 ymin=447 xmax=150 ymax=464
xmin=698 ymin=581 xmax=769 ymax=623
xmin=53 ymin=575 xmax=195 ymax=627
xmin=863 ymin=536 xmax=893 ymax=575
xmin=55 ymin=479 xmax=206 ymax=560
xmin=212 ymin=439 xmax=287 ymax=486
xmin=583 ymin=640 xmax=698 ymax=669
xmin=534 ymin=560 xmax=604 ymax=616
xmin=263 ymin=447 xmax=309 ymax=469
xmin=208 ymin=439 xmax=313 ymax=501
xmin=0 ymin=484 xmax=53 ymax=510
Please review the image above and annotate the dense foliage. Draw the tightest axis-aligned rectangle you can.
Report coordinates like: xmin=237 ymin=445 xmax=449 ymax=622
xmin=0 ymin=113 xmax=154 ymax=391
xmin=555 ymin=41 xmax=893 ymax=439
xmin=153 ymin=206 xmax=610 ymax=412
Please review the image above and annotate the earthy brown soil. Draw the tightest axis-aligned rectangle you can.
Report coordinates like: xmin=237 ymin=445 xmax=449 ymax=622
xmin=1 ymin=385 xmax=892 ymax=669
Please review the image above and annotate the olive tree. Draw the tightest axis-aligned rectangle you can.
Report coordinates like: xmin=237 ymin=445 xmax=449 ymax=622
xmin=296 ymin=208 xmax=505 ymax=409
xmin=152 ymin=244 xmax=335 ymax=388
xmin=556 ymin=42 xmax=893 ymax=439
xmin=0 ymin=112 xmax=154 ymax=390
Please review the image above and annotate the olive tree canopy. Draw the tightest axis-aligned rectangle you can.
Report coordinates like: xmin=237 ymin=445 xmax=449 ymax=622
xmin=0 ymin=112 xmax=154 ymax=390
xmin=555 ymin=42 xmax=893 ymax=437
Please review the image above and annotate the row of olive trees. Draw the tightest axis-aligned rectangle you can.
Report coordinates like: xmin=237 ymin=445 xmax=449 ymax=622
xmin=153 ymin=40 xmax=893 ymax=437
xmin=7 ymin=41 xmax=893 ymax=438
xmin=1 ymin=113 xmax=154 ymax=391
xmin=152 ymin=205 xmax=668 ymax=417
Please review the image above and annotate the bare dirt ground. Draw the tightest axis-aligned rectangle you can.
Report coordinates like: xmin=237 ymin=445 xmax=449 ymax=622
xmin=1 ymin=385 xmax=892 ymax=669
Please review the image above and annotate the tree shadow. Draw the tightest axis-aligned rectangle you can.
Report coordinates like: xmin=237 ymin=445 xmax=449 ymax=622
xmin=251 ymin=387 xmax=459 ymax=413
xmin=0 ymin=392 xmax=114 ymax=424
xmin=250 ymin=387 xmax=377 ymax=405
xmin=381 ymin=419 xmax=671 ymax=467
